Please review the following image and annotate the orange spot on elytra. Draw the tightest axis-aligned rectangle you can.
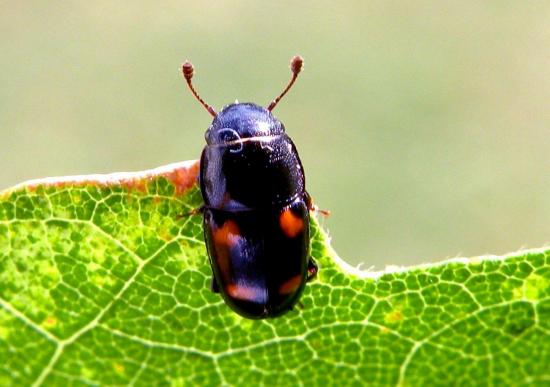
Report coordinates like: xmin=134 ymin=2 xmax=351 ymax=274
xmin=212 ymin=220 xmax=240 ymax=282
xmin=227 ymin=284 xmax=262 ymax=301
xmin=279 ymin=209 xmax=304 ymax=238
xmin=279 ymin=274 xmax=302 ymax=295
xmin=213 ymin=220 xmax=240 ymax=247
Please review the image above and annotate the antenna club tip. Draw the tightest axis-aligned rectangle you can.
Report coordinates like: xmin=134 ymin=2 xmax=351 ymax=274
xmin=182 ymin=61 xmax=194 ymax=80
xmin=290 ymin=55 xmax=303 ymax=74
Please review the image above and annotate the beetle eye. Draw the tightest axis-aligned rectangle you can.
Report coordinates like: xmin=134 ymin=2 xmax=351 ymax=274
xmin=216 ymin=128 xmax=243 ymax=153
xmin=218 ymin=128 xmax=241 ymax=143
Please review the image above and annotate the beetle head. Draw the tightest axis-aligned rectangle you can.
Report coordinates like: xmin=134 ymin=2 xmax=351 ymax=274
xmin=182 ymin=55 xmax=303 ymax=145
xmin=205 ymin=103 xmax=284 ymax=145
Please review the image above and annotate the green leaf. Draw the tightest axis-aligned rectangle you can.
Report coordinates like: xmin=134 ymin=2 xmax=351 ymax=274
xmin=0 ymin=160 xmax=548 ymax=386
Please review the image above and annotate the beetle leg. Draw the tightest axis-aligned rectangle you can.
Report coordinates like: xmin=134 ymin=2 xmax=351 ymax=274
xmin=307 ymin=258 xmax=318 ymax=282
xmin=210 ymin=276 xmax=220 ymax=293
xmin=311 ymin=204 xmax=331 ymax=217
xmin=176 ymin=205 xmax=205 ymax=220
xmin=304 ymin=191 xmax=330 ymax=217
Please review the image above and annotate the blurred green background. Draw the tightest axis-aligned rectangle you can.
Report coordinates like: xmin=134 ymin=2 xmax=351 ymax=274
xmin=1 ymin=2 xmax=549 ymax=268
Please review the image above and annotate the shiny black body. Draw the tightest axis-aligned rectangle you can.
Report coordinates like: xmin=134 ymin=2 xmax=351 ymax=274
xmin=200 ymin=103 xmax=314 ymax=319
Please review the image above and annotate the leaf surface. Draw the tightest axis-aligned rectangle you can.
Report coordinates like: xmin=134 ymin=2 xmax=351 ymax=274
xmin=0 ymin=161 xmax=548 ymax=386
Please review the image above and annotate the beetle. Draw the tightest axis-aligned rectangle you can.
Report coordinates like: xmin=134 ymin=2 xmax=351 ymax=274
xmin=182 ymin=56 xmax=322 ymax=319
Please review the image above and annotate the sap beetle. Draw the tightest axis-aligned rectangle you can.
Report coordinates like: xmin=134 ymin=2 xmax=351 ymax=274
xmin=182 ymin=56 xmax=325 ymax=319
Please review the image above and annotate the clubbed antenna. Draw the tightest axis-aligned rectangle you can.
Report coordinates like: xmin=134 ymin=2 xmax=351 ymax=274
xmin=267 ymin=55 xmax=303 ymax=112
xmin=182 ymin=61 xmax=217 ymax=117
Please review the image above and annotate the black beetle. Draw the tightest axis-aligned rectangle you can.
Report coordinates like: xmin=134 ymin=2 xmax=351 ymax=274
xmin=182 ymin=56 xmax=322 ymax=319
